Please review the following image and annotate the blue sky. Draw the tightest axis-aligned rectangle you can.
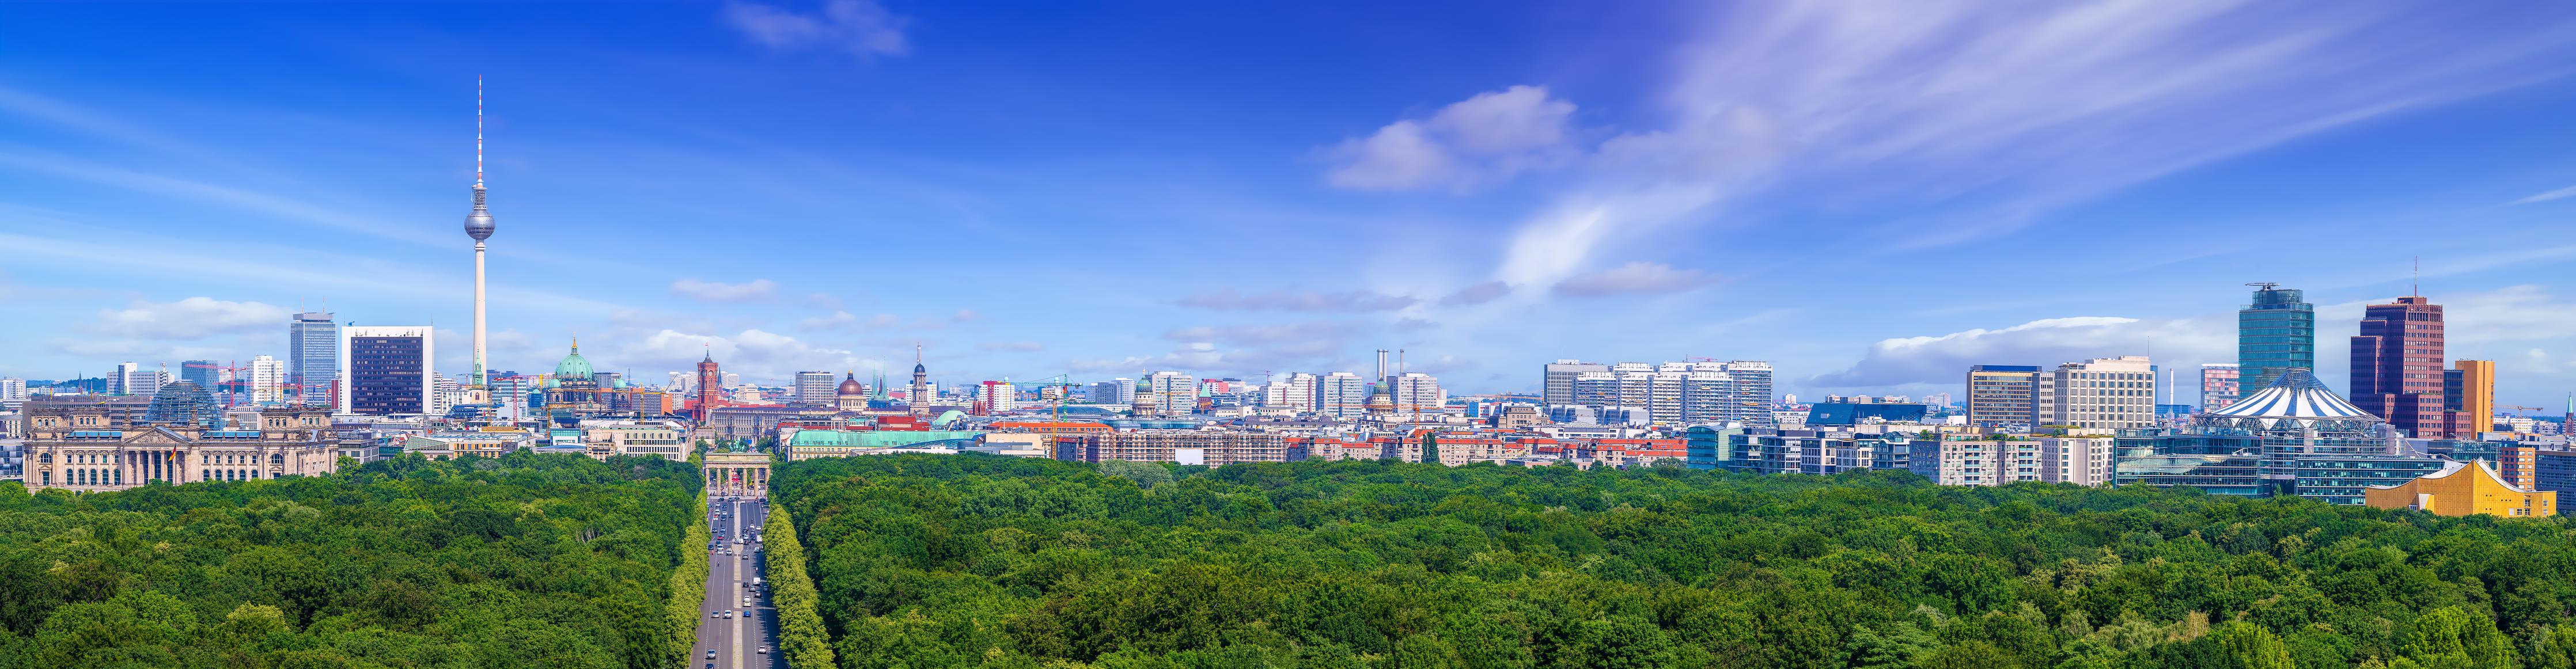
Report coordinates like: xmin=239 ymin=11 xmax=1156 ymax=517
xmin=5 ymin=1 xmax=2576 ymax=408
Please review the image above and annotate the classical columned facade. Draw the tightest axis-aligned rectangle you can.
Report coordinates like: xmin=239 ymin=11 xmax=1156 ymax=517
xmin=22 ymin=405 xmax=339 ymax=492
xmin=703 ymin=450 xmax=771 ymax=496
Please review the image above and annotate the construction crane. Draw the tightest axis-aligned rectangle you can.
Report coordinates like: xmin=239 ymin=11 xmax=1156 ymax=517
xmin=1010 ymin=374 xmax=1079 ymax=423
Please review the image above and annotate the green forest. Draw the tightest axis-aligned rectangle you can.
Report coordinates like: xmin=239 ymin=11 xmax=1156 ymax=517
xmin=770 ymin=455 xmax=2576 ymax=669
xmin=0 ymin=452 xmax=698 ymax=668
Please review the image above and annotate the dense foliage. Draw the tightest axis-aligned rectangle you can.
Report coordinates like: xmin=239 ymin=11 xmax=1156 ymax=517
xmin=767 ymin=498 xmax=838 ymax=668
xmin=668 ymin=492 xmax=713 ymax=664
xmin=771 ymin=455 xmax=2576 ymax=669
xmin=0 ymin=452 xmax=699 ymax=668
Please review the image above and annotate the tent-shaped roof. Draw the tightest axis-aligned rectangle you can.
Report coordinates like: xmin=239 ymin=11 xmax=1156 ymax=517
xmin=2206 ymin=367 xmax=2373 ymax=420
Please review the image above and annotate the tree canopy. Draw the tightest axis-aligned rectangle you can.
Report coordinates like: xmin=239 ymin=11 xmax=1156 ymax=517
xmin=0 ymin=451 xmax=698 ymax=668
xmin=770 ymin=455 xmax=2576 ymax=669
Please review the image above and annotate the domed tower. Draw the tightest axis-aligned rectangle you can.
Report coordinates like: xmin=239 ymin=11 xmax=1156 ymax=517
xmin=908 ymin=345 xmax=931 ymax=416
xmin=1130 ymin=376 xmax=1157 ymax=418
xmin=836 ymin=371 xmax=867 ymax=412
xmin=552 ymin=339 xmax=595 ymax=386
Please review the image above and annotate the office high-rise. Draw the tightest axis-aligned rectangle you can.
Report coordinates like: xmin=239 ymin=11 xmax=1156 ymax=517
xmin=793 ymin=371 xmax=835 ymax=403
xmin=1966 ymin=364 xmax=2041 ymax=427
xmin=2199 ymin=363 xmax=2240 ymax=412
xmin=340 ymin=326 xmax=434 ymax=415
xmin=2238 ymin=284 xmax=2314 ymax=393
xmin=1543 ymin=360 xmax=1608 ymax=405
xmin=2039 ymin=356 xmax=2154 ymax=430
xmin=289 ymin=312 xmax=339 ymax=406
xmin=1318 ymin=372 xmax=1369 ymax=419
xmin=2350 ymin=295 xmax=2446 ymax=437
xmin=2445 ymin=360 xmax=2496 ymax=438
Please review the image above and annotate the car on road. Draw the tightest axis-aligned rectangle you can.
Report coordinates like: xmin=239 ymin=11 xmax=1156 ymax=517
xmin=706 ymin=650 xmax=717 ymax=659
xmin=710 ymin=611 xmax=721 ymax=619
xmin=759 ymin=647 xmax=770 ymax=654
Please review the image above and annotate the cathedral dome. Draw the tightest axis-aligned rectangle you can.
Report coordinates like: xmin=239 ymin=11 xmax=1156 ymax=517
xmin=839 ymin=372 xmax=865 ymax=397
xmin=554 ymin=340 xmax=594 ymax=379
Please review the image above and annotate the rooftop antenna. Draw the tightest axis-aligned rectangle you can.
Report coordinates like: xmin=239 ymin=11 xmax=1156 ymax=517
xmin=2412 ymin=256 xmax=2420 ymax=297
xmin=2244 ymin=282 xmax=2279 ymax=291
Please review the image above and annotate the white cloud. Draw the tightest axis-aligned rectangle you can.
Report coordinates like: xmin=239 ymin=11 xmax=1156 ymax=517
xmin=1326 ymin=85 xmax=1578 ymax=191
xmin=1176 ymin=289 xmax=1418 ymax=312
xmin=85 ymin=297 xmax=289 ymax=340
xmin=1445 ymin=3 xmax=2576 ymax=288
xmin=2448 ymin=285 xmax=2576 ymax=343
xmin=1809 ymin=315 xmax=2229 ymax=389
xmin=978 ymin=341 xmax=1044 ymax=352
xmin=723 ymin=0 xmax=908 ymax=59
xmin=669 ymin=278 xmax=779 ymax=303
xmin=1549 ymin=261 xmax=1719 ymax=298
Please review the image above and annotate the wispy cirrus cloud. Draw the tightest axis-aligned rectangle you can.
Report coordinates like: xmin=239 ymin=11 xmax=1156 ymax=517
xmin=1437 ymin=281 xmax=1511 ymax=307
xmin=1175 ymin=289 xmax=1417 ymax=312
xmin=1334 ymin=2 xmax=2576 ymax=290
xmin=1809 ymin=316 xmax=2229 ymax=390
xmin=723 ymin=0 xmax=908 ymax=59
xmin=2513 ymin=183 xmax=2576 ymax=205
xmin=669 ymin=278 xmax=779 ymax=303
xmin=1550 ymin=261 xmax=1718 ymax=298
xmin=85 ymin=297 xmax=290 ymax=340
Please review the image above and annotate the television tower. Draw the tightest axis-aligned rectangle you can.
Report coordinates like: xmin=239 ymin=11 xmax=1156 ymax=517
xmin=463 ymin=76 xmax=497 ymax=394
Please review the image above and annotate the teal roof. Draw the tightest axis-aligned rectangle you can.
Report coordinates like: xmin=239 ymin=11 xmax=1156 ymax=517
xmin=789 ymin=429 xmax=986 ymax=448
xmin=933 ymin=410 xmax=968 ymax=428
xmin=553 ymin=341 xmax=594 ymax=379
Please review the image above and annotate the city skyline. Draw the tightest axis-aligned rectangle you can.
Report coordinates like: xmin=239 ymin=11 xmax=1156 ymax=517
xmin=5 ymin=3 xmax=2576 ymax=404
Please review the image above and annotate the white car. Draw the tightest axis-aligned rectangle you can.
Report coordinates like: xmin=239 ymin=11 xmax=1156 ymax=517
xmin=758 ymin=647 xmax=770 ymax=654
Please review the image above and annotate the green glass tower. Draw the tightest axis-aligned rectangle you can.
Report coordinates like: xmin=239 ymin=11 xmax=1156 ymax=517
xmin=2238 ymin=284 xmax=2314 ymax=393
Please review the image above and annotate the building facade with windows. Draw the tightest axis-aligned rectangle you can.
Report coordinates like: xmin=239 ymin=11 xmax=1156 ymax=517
xmin=2350 ymin=295 xmax=2446 ymax=437
xmin=2040 ymin=356 xmax=2155 ymax=429
xmin=2199 ymin=363 xmax=2240 ymax=412
xmin=2239 ymin=285 xmax=2315 ymax=394
xmin=20 ymin=404 xmax=338 ymax=491
xmin=1967 ymin=364 xmax=2041 ymax=427
xmin=289 ymin=311 xmax=339 ymax=406
xmin=340 ymin=326 xmax=434 ymax=416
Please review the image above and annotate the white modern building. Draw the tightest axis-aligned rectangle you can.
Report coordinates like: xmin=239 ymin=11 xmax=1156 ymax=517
xmin=246 ymin=356 xmax=286 ymax=404
xmin=1263 ymin=372 xmax=1319 ymax=413
xmin=1145 ymin=371 xmax=1196 ymax=415
xmin=1392 ymin=372 xmax=1445 ymax=417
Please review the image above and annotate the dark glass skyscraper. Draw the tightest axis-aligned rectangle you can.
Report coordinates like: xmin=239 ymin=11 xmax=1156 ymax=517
xmin=2238 ymin=284 xmax=2314 ymax=394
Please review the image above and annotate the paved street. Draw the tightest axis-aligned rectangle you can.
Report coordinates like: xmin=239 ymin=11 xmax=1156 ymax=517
xmin=692 ymin=495 xmax=784 ymax=669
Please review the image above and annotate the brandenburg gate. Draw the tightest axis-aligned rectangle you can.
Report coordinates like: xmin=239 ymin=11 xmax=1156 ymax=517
xmin=703 ymin=450 xmax=772 ymax=497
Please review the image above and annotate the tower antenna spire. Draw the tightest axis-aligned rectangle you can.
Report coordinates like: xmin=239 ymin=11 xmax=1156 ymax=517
xmin=475 ymin=75 xmax=484 ymax=188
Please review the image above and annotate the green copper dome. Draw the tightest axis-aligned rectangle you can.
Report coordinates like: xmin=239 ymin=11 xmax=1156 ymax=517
xmin=553 ymin=340 xmax=594 ymax=379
